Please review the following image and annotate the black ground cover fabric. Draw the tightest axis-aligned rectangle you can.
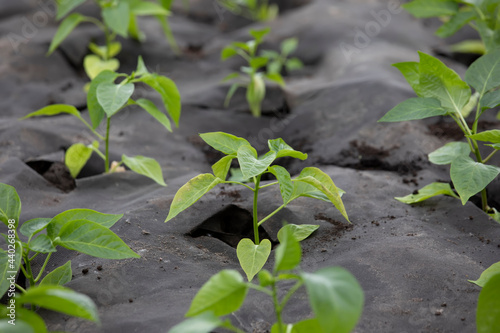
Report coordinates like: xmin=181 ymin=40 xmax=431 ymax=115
xmin=0 ymin=0 xmax=499 ymax=332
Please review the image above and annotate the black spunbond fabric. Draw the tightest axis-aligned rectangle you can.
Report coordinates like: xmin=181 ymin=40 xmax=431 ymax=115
xmin=1 ymin=0 xmax=499 ymax=332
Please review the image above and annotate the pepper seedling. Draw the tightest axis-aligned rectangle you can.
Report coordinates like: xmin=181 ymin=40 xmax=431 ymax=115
xmin=23 ymin=56 xmax=181 ymax=186
xmin=0 ymin=183 xmax=139 ymax=331
xmin=379 ymin=50 xmax=500 ymax=221
xmin=166 ymin=132 xmax=349 ymax=281
xmin=49 ymin=0 xmax=180 ymax=81
xmin=168 ymin=224 xmax=364 ymax=333
xmin=221 ymin=28 xmax=302 ymax=117
xmin=403 ymin=0 xmax=500 ymax=54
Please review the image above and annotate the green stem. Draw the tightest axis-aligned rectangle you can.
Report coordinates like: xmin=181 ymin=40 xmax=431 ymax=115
xmin=158 ymin=16 xmax=181 ymax=55
xmin=258 ymin=203 xmax=286 ymax=227
xmin=28 ymin=252 xmax=40 ymax=262
xmin=271 ymin=281 xmax=285 ymax=333
xmin=91 ymin=146 xmax=106 ymax=161
xmin=76 ymin=115 xmax=105 ymax=140
xmin=105 ymin=117 xmax=111 ymax=173
xmin=223 ymin=181 xmax=255 ymax=191
xmin=15 ymin=284 xmax=26 ymax=293
xmin=258 ymin=181 xmax=279 ymax=189
xmin=34 ymin=253 xmax=53 ymax=283
xmin=483 ymin=149 xmax=498 ymax=164
xmin=248 ymin=283 xmax=273 ymax=296
xmin=278 ymin=281 xmax=303 ymax=311
xmin=253 ymin=176 xmax=261 ymax=245
xmin=24 ymin=258 xmax=35 ymax=289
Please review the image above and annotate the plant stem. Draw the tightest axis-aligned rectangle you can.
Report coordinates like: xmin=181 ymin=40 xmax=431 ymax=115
xmin=258 ymin=181 xmax=279 ymax=189
xmin=34 ymin=253 xmax=53 ymax=282
xmin=483 ymin=149 xmax=498 ymax=164
xmin=258 ymin=203 xmax=286 ymax=227
xmin=253 ymin=176 xmax=261 ymax=244
xmin=15 ymin=284 xmax=26 ymax=293
xmin=279 ymin=281 xmax=302 ymax=311
xmin=271 ymin=281 xmax=285 ymax=333
xmin=248 ymin=283 xmax=273 ymax=296
xmin=105 ymin=117 xmax=111 ymax=173
xmin=223 ymin=180 xmax=254 ymax=191
xmin=159 ymin=16 xmax=181 ymax=55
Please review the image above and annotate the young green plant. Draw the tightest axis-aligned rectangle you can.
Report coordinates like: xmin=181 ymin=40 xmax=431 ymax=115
xmin=379 ymin=50 xmax=500 ymax=220
xmin=221 ymin=28 xmax=302 ymax=117
xmin=468 ymin=261 xmax=500 ymax=333
xmin=0 ymin=183 xmax=139 ymax=331
xmin=166 ymin=132 xmax=349 ymax=281
xmin=168 ymin=224 xmax=364 ymax=333
xmin=23 ymin=57 xmax=181 ymax=186
xmin=403 ymin=0 xmax=500 ymax=54
xmin=49 ymin=0 xmax=179 ymax=80
xmin=217 ymin=0 xmax=279 ymax=21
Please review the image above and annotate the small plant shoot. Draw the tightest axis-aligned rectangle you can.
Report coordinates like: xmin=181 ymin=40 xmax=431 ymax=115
xmin=166 ymin=132 xmax=349 ymax=280
xmin=49 ymin=0 xmax=180 ymax=80
xmin=403 ymin=0 xmax=500 ymax=54
xmin=217 ymin=0 xmax=279 ymax=21
xmin=379 ymin=50 xmax=500 ymax=221
xmin=0 ymin=183 xmax=139 ymax=330
xmin=221 ymin=28 xmax=303 ymax=117
xmin=168 ymin=224 xmax=364 ymax=333
xmin=23 ymin=57 xmax=181 ymax=186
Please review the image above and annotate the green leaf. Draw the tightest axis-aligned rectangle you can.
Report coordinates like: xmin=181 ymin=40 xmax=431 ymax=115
xmin=122 ymin=154 xmax=166 ymax=186
xmin=130 ymin=1 xmax=170 ymax=16
xmin=97 ymin=82 xmax=135 ymax=117
xmin=0 ymin=250 xmax=14 ymax=297
xmin=302 ymin=267 xmax=364 ymax=333
xmin=268 ymin=138 xmax=308 ymax=160
xmin=488 ymin=207 xmax=500 ymax=223
xmin=224 ymin=83 xmax=240 ymax=107
xmin=250 ymin=57 xmax=269 ymax=70
xmin=393 ymin=62 xmax=422 ymax=96
xmin=418 ymin=52 xmax=471 ymax=113
xmin=274 ymin=225 xmax=301 ymax=272
xmin=268 ymin=165 xmax=293 ymax=204
xmin=166 ymin=174 xmax=222 ymax=222
xmin=186 ymin=270 xmax=248 ymax=317
xmin=40 ymin=260 xmax=72 ymax=286
xmin=102 ymin=1 xmax=130 ymax=37
xmin=395 ymin=182 xmax=459 ymax=204
xmin=286 ymin=58 xmax=303 ymax=72
xmin=47 ymin=208 xmax=123 ymax=239
xmin=132 ymin=98 xmax=172 ymax=132
xmin=465 ymin=49 xmax=500 ymax=96
xmin=450 ymin=39 xmax=486 ymax=54
xmin=48 ymin=13 xmax=86 ymax=55
xmin=0 ymin=306 xmax=47 ymax=333
xmin=222 ymin=72 xmax=240 ymax=83
xmin=22 ymin=104 xmax=80 ymax=120
xmin=258 ymin=269 xmax=273 ymax=287
xmin=89 ymin=41 xmax=122 ymax=59
xmin=249 ymin=28 xmax=270 ymax=43
xmin=403 ymin=0 xmax=459 ymax=18
xmin=237 ymin=238 xmax=271 ymax=281
xmin=139 ymin=74 xmax=181 ymax=127
xmin=221 ymin=46 xmax=237 ymax=60
xmin=379 ymin=97 xmax=447 ymax=122
xmin=65 ymin=142 xmax=94 ymax=178
xmin=268 ymin=60 xmax=282 ymax=74
xmin=168 ymin=312 xmax=223 ymax=333
xmin=265 ymin=73 xmax=285 ymax=87
xmin=20 ymin=218 xmax=51 ymax=237
xmin=29 ymin=234 xmax=56 ymax=253
xmin=277 ymin=224 xmax=319 ymax=242
xmin=476 ymin=273 xmax=500 ymax=333
xmin=200 ymin=132 xmax=251 ymax=155
xmin=57 ymin=219 xmax=140 ymax=259
xmin=469 ymin=262 xmax=500 ymax=287
xmin=247 ymin=74 xmax=266 ymax=117
xmin=83 ymin=55 xmax=119 ymax=80
xmin=212 ymin=155 xmax=235 ymax=180
xmin=289 ymin=181 xmax=331 ymax=203
xmin=17 ymin=285 xmax=99 ymax=322
xmin=428 ymin=141 xmax=470 ymax=165
xmin=56 ymin=0 xmax=86 ymax=19
xmin=0 ymin=184 xmax=21 ymax=228
xmin=451 ymin=156 xmax=500 ymax=205
xmin=290 ymin=318 xmax=324 ymax=333
xmin=436 ymin=10 xmax=476 ymax=38
xmin=88 ymin=70 xmax=120 ymax=129
xmin=468 ymin=129 xmax=500 ymax=143
xmin=480 ymin=90 xmax=500 ymax=110
xmin=281 ymin=38 xmax=298 ymax=56
xmin=237 ymin=145 xmax=276 ymax=179
xmin=295 ymin=167 xmax=349 ymax=222
xmin=135 ymin=56 xmax=149 ymax=76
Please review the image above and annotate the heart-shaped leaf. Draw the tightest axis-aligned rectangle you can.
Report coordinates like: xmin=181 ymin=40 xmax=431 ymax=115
xmin=84 ymin=55 xmax=119 ymax=80
xmin=96 ymin=82 xmax=135 ymax=117
xmin=102 ymin=1 xmax=130 ymax=37
xmin=237 ymin=238 xmax=271 ymax=282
